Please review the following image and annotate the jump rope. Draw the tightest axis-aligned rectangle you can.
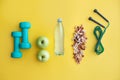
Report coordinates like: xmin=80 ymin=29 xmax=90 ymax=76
xmin=88 ymin=9 xmax=110 ymax=55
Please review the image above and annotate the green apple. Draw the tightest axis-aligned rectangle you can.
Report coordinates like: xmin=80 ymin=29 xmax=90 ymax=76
xmin=37 ymin=50 xmax=50 ymax=62
xmin=37 ymin=36 xmax=49 ymax=49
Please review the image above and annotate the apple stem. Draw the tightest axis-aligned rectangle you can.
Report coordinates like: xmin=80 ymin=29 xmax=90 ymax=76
xmin=41 ymin=40 xmax=44 ymax=44
xmin=42 ymin=56 xmax=45 ymax=58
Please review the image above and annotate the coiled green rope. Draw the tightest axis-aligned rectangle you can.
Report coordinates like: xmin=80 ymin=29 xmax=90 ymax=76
xmin=94 ymin=22 xmax=110 ymax=55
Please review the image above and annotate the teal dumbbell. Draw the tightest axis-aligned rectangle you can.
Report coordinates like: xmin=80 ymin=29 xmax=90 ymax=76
xmin=19 ymin=22 xmax=31 ymax=49
xmin=11 ymin=31 xmax=22 ymax=58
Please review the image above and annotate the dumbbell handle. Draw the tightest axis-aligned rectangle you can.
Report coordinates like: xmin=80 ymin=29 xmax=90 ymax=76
xmin=89 ymin=17 xmax=105 ymax=28
xmin=22 ymin=29 xmax=29 ymax=43
xmin=94 ymin=9 xmax=109 ymax=22
xmin=14 ymin=37 xmax=20 ymax=52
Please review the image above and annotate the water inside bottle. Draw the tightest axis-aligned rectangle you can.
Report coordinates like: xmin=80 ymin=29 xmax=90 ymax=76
xmin=54 ymin=18 xmax=64 ymax=55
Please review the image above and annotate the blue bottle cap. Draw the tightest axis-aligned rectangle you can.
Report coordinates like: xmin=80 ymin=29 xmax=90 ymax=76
xmin=57 ymin=18 xmax=62 ymax=22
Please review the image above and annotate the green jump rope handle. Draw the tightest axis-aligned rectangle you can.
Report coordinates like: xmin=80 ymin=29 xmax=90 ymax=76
xmin=94 ymin=26 xmax=105 ymax=55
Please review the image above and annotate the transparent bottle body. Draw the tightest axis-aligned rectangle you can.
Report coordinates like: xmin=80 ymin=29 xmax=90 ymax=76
xmin=55 ymin=22 xmax=64 ymax=55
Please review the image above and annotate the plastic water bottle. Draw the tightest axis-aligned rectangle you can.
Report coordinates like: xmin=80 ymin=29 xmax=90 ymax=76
xmin=55 ymin=18 xmax=64 ymax=55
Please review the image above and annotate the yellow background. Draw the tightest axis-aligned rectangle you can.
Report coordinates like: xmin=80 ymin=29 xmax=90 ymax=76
xmin=0 ymin=0 xmax=120 ymax=80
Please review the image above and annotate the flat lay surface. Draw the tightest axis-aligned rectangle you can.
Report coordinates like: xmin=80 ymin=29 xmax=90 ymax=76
xmin=0 ymin=0 xmax=120 ymax=80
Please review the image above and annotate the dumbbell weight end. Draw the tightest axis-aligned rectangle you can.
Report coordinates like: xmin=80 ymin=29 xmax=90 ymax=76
xmin=20 ymin=42 xmax=31 ymax=49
